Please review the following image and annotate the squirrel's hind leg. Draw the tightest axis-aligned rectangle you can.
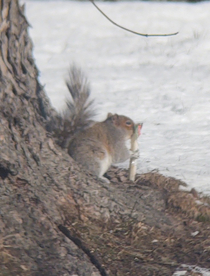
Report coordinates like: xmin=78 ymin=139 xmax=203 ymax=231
xmin=98 ymin=150 xmax=112 ymax=179
xmin=99 ymin=176 xmax=110 ymax=184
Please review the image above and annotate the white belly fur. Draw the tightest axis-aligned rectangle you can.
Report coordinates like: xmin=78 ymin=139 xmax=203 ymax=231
xmin=99 ymin=151 xmax=112 ymax=177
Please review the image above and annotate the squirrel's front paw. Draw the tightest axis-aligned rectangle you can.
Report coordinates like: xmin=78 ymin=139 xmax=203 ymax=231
xmin=130 ymin=149 xmax=139 ymax=159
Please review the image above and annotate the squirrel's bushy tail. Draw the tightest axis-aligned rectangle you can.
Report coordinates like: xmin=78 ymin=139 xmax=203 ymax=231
xmin=64 ymin=65 xmax=94 ymax=131
xmin=47 ymin=65 xmax=95 ymax=148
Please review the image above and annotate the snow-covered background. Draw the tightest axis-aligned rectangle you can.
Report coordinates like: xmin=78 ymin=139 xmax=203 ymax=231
xmin=22 ymin=0 xmax=210 ymax=195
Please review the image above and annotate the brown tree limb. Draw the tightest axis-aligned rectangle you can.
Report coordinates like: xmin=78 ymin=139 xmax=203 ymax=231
xmin=89 ymin=0 xmax=178 ymax=37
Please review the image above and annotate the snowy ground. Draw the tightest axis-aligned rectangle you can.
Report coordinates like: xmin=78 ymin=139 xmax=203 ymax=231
xmin=22 ymin=0 xmax=210 ymax=196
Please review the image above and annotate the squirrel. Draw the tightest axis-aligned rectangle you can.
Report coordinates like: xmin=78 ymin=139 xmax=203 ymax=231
xmin=48 ymin=66 xmax=137 ymax=183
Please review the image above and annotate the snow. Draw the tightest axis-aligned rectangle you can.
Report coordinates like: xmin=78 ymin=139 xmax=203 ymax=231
xmin=22 ymin=0 xmax=210 ymax=196
xmin=173 ymin=265 xmax=210 ymax=276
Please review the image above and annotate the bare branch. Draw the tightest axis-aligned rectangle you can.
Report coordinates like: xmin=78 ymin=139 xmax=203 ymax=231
xmin=89 ymin=0 xmax=178 ymax=37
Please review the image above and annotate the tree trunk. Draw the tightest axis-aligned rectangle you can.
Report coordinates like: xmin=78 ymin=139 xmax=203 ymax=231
xmin=0 ymin=1 xmax=100 ymax=275
xmin=0 ymin=1 xmax=210 ymax=276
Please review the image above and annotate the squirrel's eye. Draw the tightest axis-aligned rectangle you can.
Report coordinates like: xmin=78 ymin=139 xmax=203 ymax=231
xmin=126 ymin=121 xmax=132 ymax=126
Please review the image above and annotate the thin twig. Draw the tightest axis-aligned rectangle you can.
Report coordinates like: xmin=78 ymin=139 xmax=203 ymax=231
xmin=89 ymin=0 xmax=178 ymax=37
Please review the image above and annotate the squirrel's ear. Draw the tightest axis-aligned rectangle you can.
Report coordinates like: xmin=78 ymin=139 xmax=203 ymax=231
xmin=111 ymin=114 xmax=119 ymax=126
xmin=107 ymin=112 xmax=113 ymax=118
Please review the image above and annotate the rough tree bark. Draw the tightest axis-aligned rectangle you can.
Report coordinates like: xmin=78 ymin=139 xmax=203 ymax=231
xmin=0 ymin=1 xmax=210 ymax=276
